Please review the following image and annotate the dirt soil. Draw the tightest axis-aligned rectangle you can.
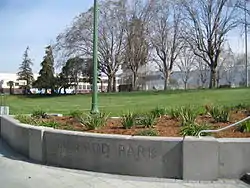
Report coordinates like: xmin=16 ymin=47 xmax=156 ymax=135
xmin=46 ymin=110 xmax=250 ymax=138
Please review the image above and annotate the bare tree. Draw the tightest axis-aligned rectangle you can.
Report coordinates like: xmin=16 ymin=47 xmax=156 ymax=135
xmin=177 ymin=48 xmax=196 ymax=90
xmin=150 ymin=0 xmax=183 ymax=90
xmin=98 ymin=0 xmax=127 ymax=92
xmin=181 ymin=0 xmax=240 ymax=88
xmin=196 ymin=58 xmax=209 ymax=88
xmin=55 ymin=0 xmax=127 ymax=92
xmin=216 ymin=43 xmax=236 ymax=86
xmin=123 ymin=0 xmax=152 ymax=91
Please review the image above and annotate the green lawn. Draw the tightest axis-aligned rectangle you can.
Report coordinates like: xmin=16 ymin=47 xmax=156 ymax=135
xmin=4 ymin=88 xmax=250 ymax=116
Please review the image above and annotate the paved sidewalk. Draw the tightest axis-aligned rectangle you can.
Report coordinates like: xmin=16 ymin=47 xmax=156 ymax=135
xmin=0 ymin=140 xmax=249 ymax=188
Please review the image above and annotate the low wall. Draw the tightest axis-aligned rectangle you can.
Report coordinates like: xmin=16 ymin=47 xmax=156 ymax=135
xmin=44 ymin=130 xmax=183 ymax=178
xmin=1 ymin=115 xmax=250 ymax=181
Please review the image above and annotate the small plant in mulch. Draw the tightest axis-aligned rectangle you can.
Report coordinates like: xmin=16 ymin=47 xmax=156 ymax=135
xmin=180 ymin=122 xmax=212 ymax=137
xmin=15 ymin=114 xmax=39 ymax=125
xmin=139 ymin=113 xmax=157 ymax=128
xmin=232 ymin=103 xmax=249 ymax=111
xmin=38 ymin=120 xmax=61 ymax=129
xmin=31 ymin=109 xmax=48 ymax=119
xmin=179 ymin=106 xmax=199 ymax=126
xmin=69 ymin=110 xmax=84 ymax=119
xmin=78 ymin=113 xmax=109 ymax=130
xmin=121 ymin=111 xmax=136 ymax=129
xmin=205 ymin=105 xmax=230 ymax=123
xmin=136 ymin=129 xmax=159 ymax=136
xmin=237 ymin=120 xmax=250 ymax=133
xmin=150 ymin=107 xmax=167 ymax=118
xmin=167 ymin=107 xmax=181 ymax=119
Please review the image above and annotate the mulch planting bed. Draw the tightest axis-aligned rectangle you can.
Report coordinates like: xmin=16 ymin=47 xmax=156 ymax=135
xmin=42 ymin=109 xmax=250 ymax=138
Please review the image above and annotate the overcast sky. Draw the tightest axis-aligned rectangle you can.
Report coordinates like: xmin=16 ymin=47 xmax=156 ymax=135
xmin=0 ymin=0 xmax=249 ymax=73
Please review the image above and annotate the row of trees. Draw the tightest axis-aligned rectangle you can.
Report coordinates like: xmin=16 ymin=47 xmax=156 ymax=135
xmin=15 ymin=0 xmax=249 ymax=94
xmin=16 ymin=46 xmax=100 ymax=95
xmin=55 ymin=0 xmax=249 ymax=91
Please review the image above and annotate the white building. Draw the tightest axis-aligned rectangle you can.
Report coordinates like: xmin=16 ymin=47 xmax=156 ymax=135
xmin=0 ymin=73 xmax=121 ymax=94
xmin=0 ymin=73 xmax=39 ymax=90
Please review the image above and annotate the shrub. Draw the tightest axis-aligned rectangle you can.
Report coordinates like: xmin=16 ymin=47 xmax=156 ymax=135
xmin=136 ymin=129 xmax=159 ymax=136
xmin=206 ymin=105 xmax=230 ymax=123
xmin=167 ymin=108 xmax=181 ymax=119
xmin=237 ymin=120 xmax=250 ymax=133
xmin=31 ymin=109 xmax=47 ymax=118
xmin=69 ymin=110 xmax=83 ymax=119
xmin=233 ymin=103 xmax=248 ymax=110
xmin=121 ymin=112 xmax=135 ymax=129
xmin=150 ymin=107 xmax=166 ymax=118
xmin=180 ymin=123 xmax=211 ymax=137
xmin=179 ymin=107 xmax=199 ymax=126
xmin=38 ymin=120 xmax=60 ymax=129
xmin=196 ymin=106 xmax=206 ymax=116
xmin=15 ymin=115 xmax=38 ymax=125
xmin=140 ymin=113 xmax=156 ymax=128
xmin=78 ymin=113 xmax=109 ymax=130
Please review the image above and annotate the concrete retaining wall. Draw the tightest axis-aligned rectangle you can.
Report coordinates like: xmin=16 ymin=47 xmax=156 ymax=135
xmin=218 ymin=138 xmax=250 ymax=179
xmin=44 ymin=130 xmax=183 ymax=178
xmin=1 ymin=115 xmax=250 ymax=181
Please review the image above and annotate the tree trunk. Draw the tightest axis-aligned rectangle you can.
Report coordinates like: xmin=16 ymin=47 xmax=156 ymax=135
xmin=164 ymin=70 xmax=171 ymax=90
xmin=164 ymin=79 xmax=168 ymax=91
xmin=100 ymin=80 xmax=104 ymax=92
xmin=184 ymin=82 xmax=187 ymax=90
xmin=132 ymin=72 xmax=137 ymax=91
xmin=112 ymin=76 xmax=116 ymax=92
xmin=107 ymin=76 xmax=113 ymax=93
xmin=209 ymin=67 xmax=216 ymax=89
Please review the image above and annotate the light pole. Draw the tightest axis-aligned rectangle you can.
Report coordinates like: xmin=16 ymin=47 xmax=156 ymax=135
xmin=244 ymin=0 xmax=248 ymax=87
xmin=91 ymin=0 xmax=99 ymax=114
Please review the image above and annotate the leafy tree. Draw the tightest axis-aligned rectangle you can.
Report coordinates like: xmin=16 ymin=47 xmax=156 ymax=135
xmin=33 ymin=46 xmax=55 ymax=94
xmin=17 ymin=46 xmax=34 ymax=94
xmin=7 ymin=81 xmax=14 ymax=95
xmin=58 ymin=57 xmax=102 ymax=94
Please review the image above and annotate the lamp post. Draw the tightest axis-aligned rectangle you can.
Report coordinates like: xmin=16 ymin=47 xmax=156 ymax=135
xmin=91 ymin=0 xmax=99 ymax=114
xmin=244 ymin=0 xmax=248 ymax=87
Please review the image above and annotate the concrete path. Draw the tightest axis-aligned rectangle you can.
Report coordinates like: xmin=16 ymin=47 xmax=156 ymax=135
xmin=0 ymin=140 xmax=249 ymax=188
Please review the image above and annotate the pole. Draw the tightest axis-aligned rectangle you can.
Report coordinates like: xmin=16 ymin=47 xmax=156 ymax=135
xmin=245 ymin=0 xmax=248 ymax=87
xmin=91 ymin=0 xmax=99 ymax=114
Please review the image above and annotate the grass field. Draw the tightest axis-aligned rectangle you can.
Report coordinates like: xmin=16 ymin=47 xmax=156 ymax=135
xmin=4 ymin=88 xmax=250 ymax=116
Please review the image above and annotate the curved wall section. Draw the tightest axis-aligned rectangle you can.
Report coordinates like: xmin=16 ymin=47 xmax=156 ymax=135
xmin=1 ymin=115 xmax=250 ymax=181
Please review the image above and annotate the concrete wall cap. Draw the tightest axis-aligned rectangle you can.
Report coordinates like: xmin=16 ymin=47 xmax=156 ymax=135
xmin=218 ymin=138 xmax=250 ymax=143
xmin=184 ymin=136 xmax=217 ymax=142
